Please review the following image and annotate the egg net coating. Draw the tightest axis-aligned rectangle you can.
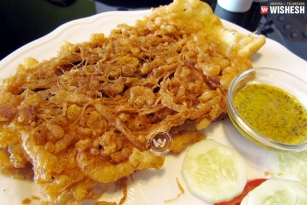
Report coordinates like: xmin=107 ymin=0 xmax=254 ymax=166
xmin=0 ymin=0 xmax=265 ymax=204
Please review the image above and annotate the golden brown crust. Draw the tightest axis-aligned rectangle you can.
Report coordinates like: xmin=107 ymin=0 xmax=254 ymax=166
xmin=0 ymin=0 xmax=265 ymax=204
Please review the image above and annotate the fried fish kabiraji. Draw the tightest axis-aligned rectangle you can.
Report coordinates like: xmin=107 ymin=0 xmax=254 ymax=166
xmin=0 ymin=0 xmax=265 ymax=204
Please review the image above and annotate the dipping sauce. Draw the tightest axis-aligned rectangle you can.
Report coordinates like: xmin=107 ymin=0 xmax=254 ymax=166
xmin=234 ymin=84 xmax=307 ymax=144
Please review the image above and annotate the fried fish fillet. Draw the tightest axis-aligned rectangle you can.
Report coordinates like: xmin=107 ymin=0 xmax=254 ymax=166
xmin=0 ymin=0 xmax=265 ymax=204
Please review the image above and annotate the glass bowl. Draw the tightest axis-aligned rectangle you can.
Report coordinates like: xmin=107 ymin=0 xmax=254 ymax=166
xmin=226 ymin=67 xmax=307 ymax=152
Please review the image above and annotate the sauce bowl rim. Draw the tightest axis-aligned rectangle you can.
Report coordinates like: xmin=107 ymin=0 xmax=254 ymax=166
xmin=226 ymin=67 xmax=307 ymax=152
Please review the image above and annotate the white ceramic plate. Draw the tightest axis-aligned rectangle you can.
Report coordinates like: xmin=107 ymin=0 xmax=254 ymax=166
xmin=1 ymin=9 xmax=307 ymax=205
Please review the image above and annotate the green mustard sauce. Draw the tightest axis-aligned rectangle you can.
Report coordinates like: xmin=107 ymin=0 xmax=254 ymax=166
xmin=234 ymin=84 xmax=307 ymax=144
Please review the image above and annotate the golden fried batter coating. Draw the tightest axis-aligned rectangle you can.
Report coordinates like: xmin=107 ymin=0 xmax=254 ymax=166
xmin=0 ymin=0 xmax=265 ymax=204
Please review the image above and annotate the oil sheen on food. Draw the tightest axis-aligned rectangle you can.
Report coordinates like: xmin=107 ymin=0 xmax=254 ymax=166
xmin=234 ymin=84 xmax=307 ymax=144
